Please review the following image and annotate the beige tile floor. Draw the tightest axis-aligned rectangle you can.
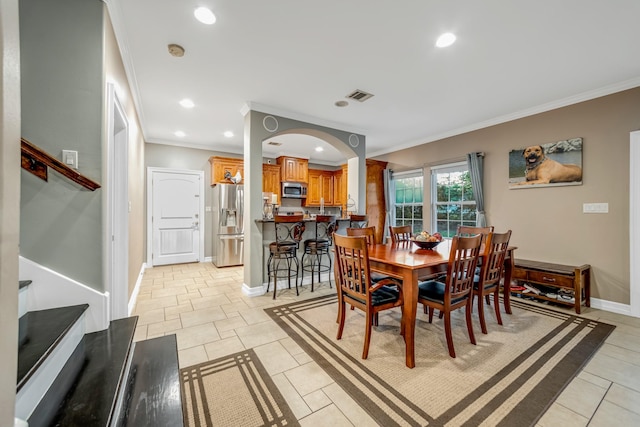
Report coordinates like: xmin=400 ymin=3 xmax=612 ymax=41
xmin=132 ymin=262 xmax=640 ymax=426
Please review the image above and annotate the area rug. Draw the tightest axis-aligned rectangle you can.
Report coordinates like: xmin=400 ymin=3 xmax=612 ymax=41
xmin=181 ymin=348 xmax=300 ymax=426
xmin=265 ymin=295 xmax=615 ymax=427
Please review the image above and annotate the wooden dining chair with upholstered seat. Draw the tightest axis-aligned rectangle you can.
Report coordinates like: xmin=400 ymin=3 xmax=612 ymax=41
xmin=417 ymin=234 xmax=482 ymax=358
xmin=473 ymin=230 xmax=512 ymax=334
xmin=389 ymin=225 xmax=412 ymax=244
xmin=334 ymin=234 xmax=404 ymax=359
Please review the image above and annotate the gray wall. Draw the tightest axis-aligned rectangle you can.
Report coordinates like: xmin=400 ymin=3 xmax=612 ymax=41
xmin=377 ymin=87 xmax=640 ymax=305
xmin=20 ymin=0 xmax=104 ymax=290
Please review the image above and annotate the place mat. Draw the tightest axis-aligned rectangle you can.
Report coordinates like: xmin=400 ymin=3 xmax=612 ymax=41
xmin=265 ymin=295 xmax=614 ymax=426
xmin=181 ymin=348 xmax=300 ymax=426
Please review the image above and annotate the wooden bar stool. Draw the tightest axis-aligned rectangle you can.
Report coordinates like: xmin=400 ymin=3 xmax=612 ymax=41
xmin=300 ymin=215 xmax=336 ymax=291
xmin=266 ymin=215 xmax=305 ymax=299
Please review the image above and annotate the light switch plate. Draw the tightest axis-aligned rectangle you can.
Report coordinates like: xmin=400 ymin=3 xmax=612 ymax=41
xmin=62 ymin=150 xmax=78 ymax=169
xmin=583 ymin=202 xmax=609 ymax=213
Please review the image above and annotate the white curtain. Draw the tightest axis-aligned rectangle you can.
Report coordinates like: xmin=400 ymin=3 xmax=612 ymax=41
xmin=466 ymin=152 xmax=487 ymax=226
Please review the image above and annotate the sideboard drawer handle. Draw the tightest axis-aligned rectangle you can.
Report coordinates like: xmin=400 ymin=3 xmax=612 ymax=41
xmin=542 ymin=276 xmax=556 ymax=282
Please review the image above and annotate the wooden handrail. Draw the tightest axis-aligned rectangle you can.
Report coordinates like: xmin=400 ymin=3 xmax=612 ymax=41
xmin=20 ymin=138 xmax=101 ymax=191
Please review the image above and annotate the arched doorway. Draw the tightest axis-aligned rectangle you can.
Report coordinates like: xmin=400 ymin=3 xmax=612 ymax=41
xmin=240 ymin=108 xmax=366 ymax=295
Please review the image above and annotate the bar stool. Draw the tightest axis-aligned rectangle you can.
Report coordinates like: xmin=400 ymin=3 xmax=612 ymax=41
xmin=349 ymin=214 xmax=368 ymax=229
xmin=300 ymin=215 xmax=336 ymax=291
xmin=266 ymin=215 xmax=305 ymax=299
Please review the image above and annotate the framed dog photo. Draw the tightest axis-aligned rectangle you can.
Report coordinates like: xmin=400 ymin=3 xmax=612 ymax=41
xmin=508 ymin=137 xmax=583 ymax=189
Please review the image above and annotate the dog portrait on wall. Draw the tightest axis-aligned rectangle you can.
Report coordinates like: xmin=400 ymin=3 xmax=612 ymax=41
xmin=508 ymin=138 xmax=583 ymax=188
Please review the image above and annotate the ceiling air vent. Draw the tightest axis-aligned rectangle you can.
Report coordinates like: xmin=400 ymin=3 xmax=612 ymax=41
xmin=346 ymin=89 xmax=374 ymax=102
xmin=267 ymin=141 xmax=282 ymax=146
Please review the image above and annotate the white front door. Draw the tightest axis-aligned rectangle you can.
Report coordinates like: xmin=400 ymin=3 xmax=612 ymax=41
xmin=149 ymin=169 xmax=204 ymax=266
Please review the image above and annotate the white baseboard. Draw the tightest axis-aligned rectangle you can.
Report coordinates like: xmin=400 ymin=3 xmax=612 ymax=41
xmin=203 ymin=256 xmax=212 ymax=263
xmin=128 ymin=263 xmax=147 ymax=316
xmin=242 ymin=282 xmax=265 ymax=297
xmin=19 ymin=256 xmax=109 ymax=332
xmin=590 ymin=297 xmax=634 ymax=317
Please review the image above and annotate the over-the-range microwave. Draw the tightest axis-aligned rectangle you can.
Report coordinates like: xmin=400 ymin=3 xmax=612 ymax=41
xmin=281 ymin=182 xmax=307 ymax=199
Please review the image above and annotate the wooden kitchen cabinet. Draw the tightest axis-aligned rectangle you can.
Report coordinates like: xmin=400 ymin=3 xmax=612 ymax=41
xmin=209 ymin=156 xmax=244 ymax=186
xmin=334 ymin=164 xmax=348 ymax=212
xmin=307 ymin=169 xmax=339 ymax=206
xmin=262 ymin=164 xmax=281 ymax=199
xmin=277 ymin=156 xmax=308 ymax=183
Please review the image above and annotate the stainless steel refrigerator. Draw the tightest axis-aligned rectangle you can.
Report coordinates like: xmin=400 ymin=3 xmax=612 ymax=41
xmin=212 ymin=184 xmax=244 ymax=267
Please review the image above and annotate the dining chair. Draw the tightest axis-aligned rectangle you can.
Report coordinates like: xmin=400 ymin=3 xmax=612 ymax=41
xmin=346 ymin=225 xmax=401 ymax=325
xmin=348 ymin=214 xmax=368 ymax=229
xmin=417 ymin=234 xmax=482 ymax=358
xmin=389 ymin=225 xmax=412 ymax=244
xmin=334 ymin=234 xmax=404 ymax=359
xmin=473 ymin=230 xmax=512 ymax=334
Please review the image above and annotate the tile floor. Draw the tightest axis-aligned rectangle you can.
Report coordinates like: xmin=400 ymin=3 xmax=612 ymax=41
xmin=132 ymin=262 xmax=640 ymax=426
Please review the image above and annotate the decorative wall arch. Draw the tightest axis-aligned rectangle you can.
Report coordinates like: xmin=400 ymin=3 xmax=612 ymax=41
xmin=241 ymin=109 xmax=367 ymax=295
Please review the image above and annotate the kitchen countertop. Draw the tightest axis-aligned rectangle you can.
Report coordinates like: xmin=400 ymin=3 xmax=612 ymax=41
xmin=255 ymin=217 xmax=352 ymax=223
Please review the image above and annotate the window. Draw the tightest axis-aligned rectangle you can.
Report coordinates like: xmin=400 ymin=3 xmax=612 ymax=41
xmin=431 ymin=162 xmax=476 ymax=238
xmin=392 ymin=170 xmax=423 ymax=234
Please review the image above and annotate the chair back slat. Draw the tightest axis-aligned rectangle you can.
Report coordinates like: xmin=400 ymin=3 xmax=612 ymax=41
xmin=346 ymin=226 xmax=377 ymax=245
xmin=446 ymin=234 xmax=482 ymax=301
xmin=479 ymin=230 xmax=512 ymax=286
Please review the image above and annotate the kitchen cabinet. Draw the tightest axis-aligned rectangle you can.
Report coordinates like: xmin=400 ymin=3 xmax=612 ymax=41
xmin=209 ymin=156 xmax=244 ymax=186
xmin=262 ymin=164 xmax=281 ymax=199
xmin=334 ymin=164 xmax=348 ymax=212
xmin=307 ymin=169 xmax=340 ymax=206
xmin=277 ymin=156 xmax=308 ymax=183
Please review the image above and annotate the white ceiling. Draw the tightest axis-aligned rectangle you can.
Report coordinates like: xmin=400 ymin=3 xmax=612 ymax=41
xmin=106 ymin=0 xmax=640 ymax=166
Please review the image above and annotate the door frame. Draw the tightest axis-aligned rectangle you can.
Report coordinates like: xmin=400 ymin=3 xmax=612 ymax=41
xmin=106 ymin=83 xmax=129 ymax=320
xmin=146 ymin=167 xmax=205 ymax=267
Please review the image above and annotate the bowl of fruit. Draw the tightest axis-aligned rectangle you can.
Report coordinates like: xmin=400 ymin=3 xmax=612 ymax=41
xmin=411 ymin=231 xmax=443 ymax=249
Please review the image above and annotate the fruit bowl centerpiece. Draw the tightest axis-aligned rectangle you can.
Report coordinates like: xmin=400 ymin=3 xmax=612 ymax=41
xmin=411 ymin=231 xmax=443 ymax=250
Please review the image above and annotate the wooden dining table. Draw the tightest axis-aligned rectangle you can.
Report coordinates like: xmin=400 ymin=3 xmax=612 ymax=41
xmin=367 ymin=240 xmax=516 ymax=368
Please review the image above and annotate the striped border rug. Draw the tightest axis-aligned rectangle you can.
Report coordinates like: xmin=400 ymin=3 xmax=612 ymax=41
xmin=181 ymin=348 xmax=300 ymax=426
xmin=265 ymin=295 xmax=614 ymax=426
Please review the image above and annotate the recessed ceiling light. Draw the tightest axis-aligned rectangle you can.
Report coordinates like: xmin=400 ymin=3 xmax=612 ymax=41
xmin=179 ymin=98 xmax=194 ymax=108
xmin=335 ymin=100 xmax=349 ymax=107
xmin=315 ymin=146 xmax=324 ymax=152
xmin=436 ymin=32 xmax=456 ymax=48
xmin=224 ymin=131 xmax=234 ymax=138
xmin=194 ymin=7 xmax=216 ymax=25
xmin=174 ymin=131 xmax=186 ymax=137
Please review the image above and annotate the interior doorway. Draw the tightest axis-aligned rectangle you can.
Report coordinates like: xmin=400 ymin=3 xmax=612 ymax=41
xmin=630 ymin=130 xmax=640 ymax=317
xmin=106 ymin=84 xmax=129 ymax=320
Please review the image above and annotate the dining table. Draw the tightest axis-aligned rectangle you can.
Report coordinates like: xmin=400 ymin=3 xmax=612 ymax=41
xmin=367 ymin=240 xmax=516 ymax=368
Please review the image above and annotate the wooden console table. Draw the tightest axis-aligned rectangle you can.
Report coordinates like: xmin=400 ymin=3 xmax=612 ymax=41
xmin=512 ymin=259 xmax=591 ymax=314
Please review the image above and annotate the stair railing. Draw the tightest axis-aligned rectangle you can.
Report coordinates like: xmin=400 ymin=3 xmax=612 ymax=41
xmin=20 ymin=138 xmax=101 ymax=191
